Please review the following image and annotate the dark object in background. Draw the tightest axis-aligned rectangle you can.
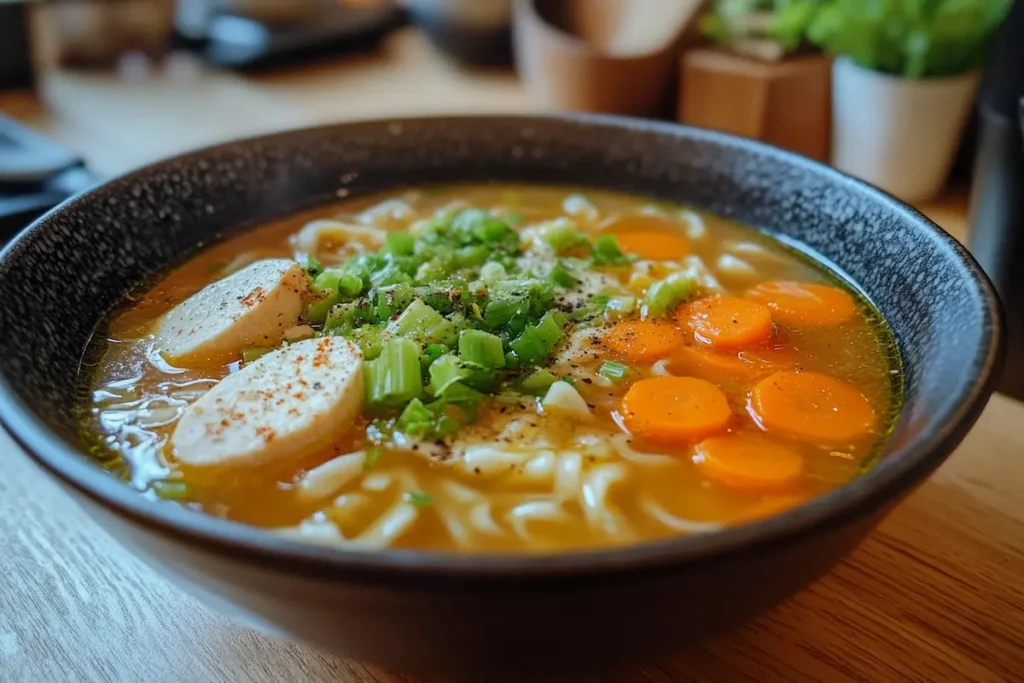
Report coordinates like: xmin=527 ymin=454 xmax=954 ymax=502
xmin=0 ymin=116 xmax=1001 ymax=677
xmin=43 ymin=0 xmax=175 ymax=68
xmin=405 ymin=0 xmax=512 ymax=66
xmin=0 ymin=114 xmax=98 ymax=244
xmin=0 ymin=2 xmax=35 ymax=91
xmin=200 ymin=1 xmax=403 ymax=69
xmin=968 ymin=0 xmax=1024 ymax=401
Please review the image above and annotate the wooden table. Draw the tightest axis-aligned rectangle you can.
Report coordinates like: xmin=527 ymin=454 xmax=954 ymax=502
xmin=2 ymin=29 xmax=1022 ymax=683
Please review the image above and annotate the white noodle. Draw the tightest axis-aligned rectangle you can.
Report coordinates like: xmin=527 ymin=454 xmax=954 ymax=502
xmin=651 ymin=359 xmax=672 ymax=377
xmin=573 ymin=432 xmax=614 ymax=460
xmin=680 ymin=209 xmax=706 ymax=240
xmin=554 ymin=451 xmax=583 ymax=503
xmin=435 ymin=502 xmax=473 ymax=549
xmin=640 ymin=494 xmax=724 ymax=534
xmin=439 ymin=480 xmax=503 ymax=536
xmin=276 ymin=517 xmax=346 ymax=545
xmin=610 ymin=434 xmax=677 ymax=466
xmin=716 ymin=254 xmax=757 ymax=279
xmin=361 ymin=472 xmax=393 ymax=492
xmin=459 ymin=446 xmax=529 ymax=477
xmin=563 ymin=193 xmax=600 ymax=223
xmin=508 ymin=501 xmax=568 ymax=541
xmin=351 ymin=501 xmax=418 ymax=549
xmin=520 ymin=450 xmax=557 ymax=484
xmin=292 ymin=219 xmax=386 ymax=256
xmin=295 ymin=451 xmax=364 ymax=502
xmin=581 ymin=464 xmax=632 ymax=538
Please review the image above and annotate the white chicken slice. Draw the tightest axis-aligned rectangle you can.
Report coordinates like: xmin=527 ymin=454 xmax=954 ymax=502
xmin=153 ymin=259 xmax=310 ymax=366
xmin=171 ymin=337 xmax=364 ymax=469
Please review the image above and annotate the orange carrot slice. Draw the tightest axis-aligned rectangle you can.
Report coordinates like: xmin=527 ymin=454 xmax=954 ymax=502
xmin=749 ymin=371 xmax=877 ymax=444
xmin=694 ymin=433 xmax=804 ymax=494
xmin=729 ymin=494 xmax=807 ymax=523
xmin=746 ymin=281 xmax=856 ymax=327
xmin=676 ymin=295 xmax=774 ymax=348
xmin=605 ymin=215 xmax=690 ymax=260
xmin=668 ymin=344 xmax=796 ymax=383
xmin=604 ymin=320 xmax=685 ymax=363
xmin=620 ymin=376 xmax=732 ymax=444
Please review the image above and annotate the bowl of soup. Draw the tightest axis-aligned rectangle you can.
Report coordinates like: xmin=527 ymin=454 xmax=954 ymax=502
xmin=0 ymin=116 xmax=1002 ymax=676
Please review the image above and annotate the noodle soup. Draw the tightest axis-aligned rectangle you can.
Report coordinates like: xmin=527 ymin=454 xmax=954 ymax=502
xmin=79 ymin=185 xmax=901 ymax=553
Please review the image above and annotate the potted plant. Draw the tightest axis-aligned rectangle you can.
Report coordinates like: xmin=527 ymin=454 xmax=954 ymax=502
xmin=679 ymin=1 xmax=832 ymax=161
xmin=809 ymin=0 xmax=1014 ymax=203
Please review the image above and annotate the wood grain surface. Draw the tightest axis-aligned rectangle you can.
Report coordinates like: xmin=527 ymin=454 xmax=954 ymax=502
xmin=2 ymin=28 xmax=1023 ymax=683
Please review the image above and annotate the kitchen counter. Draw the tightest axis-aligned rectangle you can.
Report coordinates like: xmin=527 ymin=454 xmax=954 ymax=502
xmin=2 ymin=28 xmax=1022 ymax=683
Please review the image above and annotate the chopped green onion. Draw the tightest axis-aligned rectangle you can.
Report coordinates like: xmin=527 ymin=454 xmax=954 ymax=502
xmin=403 ymin=491 xmax=434 ymax=508
xmin=370 ymin=263 xmax=412 ymax=287
xmin=509 ymin=327 xmax=548 ymax=366
xmin=455 ymin=244 xmax=489 ymax=268
xmin=533 ymin=311 xmax=565 ymax=349
xmin=374 ymin=283 xmax=414 ymax=321
xmin=337 ymin=272 xmax=364 ymax=298
xmin=364 ymin=337 xmax=423 ymax=408
xmin=424 ymin=343 xmax=447 ymax=364
xmin=520 ymin=369 xmax=558 ymax=395
xmin=504 ymin=211 xmax=526 ymax=226
xmin=396 ymin=397 xmax=463 ymax=440
xmin=480 ymin=261 xmax=507 ymax=283
xmin=605 ymin=295 xmax=637 ymax=319
xmin=459 ymin=329 xmax=506 ymax=369
xmin=484 ymin=296 xmax=528 ymax=329
xmin=538 ymin=218 xmax=588 ymax=253
xmin=384 ymin=231 xmax=416 ymax=256
xmin=550 ymin=261 xmax=580 ymax=287
xmin=386 ymin=299 xmax=456 ymax=347
xmin=452 ymin=209 xmax=513 ymax=244
xmin=349 ymin=325 xmax=389 ymax=360
xmin=152 ymin=480 xmax=189 ymax=500
xmin=643 ymin=273 xmax=696 ymax=318
xmin=428 ymin=354 xmax=467 ymax=395
xmin=591 ymin=234 xmax=633 ymax=266
xmin=362 ymin=446 xmax=385 ymax=472
xmin=414 ymin=259 xmax=450 ymax=284
xmin=598 ymin=360 xmax=631 ymax=381
xmin=241 ymin=347 xmax=274 ymax=364
xmin=324 ymin=299 xmax=375 ymax=334
xmin=303 ymin=256 xmax=323 ymax=279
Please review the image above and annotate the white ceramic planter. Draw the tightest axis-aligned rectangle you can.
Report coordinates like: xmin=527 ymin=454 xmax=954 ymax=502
xmin=831 ymin=57 xmax=980 ymax=204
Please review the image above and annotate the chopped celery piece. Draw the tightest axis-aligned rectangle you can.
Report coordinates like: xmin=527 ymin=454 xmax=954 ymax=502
xmin=397 ymin=399 xmax=434 ymax=436
xmin=152 ymin=480 xmax=189 ymax=500
xmin=364 ymin=337 xmax=423 ymax=408
xmin=455 ymin=244 xmax=489 ymax=268
xmin=452 ymin=209 xmax=513 ymax=243
xmin=428 ymin=354 xmax=467 ymax=395
xmin=459 ymin=329 xmax=506 ymax=368
xmin=324 ymin=299 xmax=375 ymax=334
xmin=370 ymin=263 xmax=412 ymax=287
xmin=303 ymin=256 xmax=323 ymax=279
xmin=403 ymin=491 xmax=434 ymax=508
xmin=643 ymin=273 xmax=695 ymax=318
xmin=504 ymin=211 xmax=526 ymax=226
xmin=424 ymin=343 xmax=447 ymax=364
xmin=375 ymin=283 xmax=414 ymax=321
xmin=350 ymin=325 xmax=389 ymax=360
xmin=480 ymin=261 xmax=507 ymax=283
xmin=303 ymin=289 xmax=341 ymax=325
xmin=520 ymin=369 xmax=558 ymax=395
xmin=489 ymin=278 xmax=555 ymax=313
xmin=533 ymin=312 xmax=564 ymax=348
xmin=386 ymin=298 xmax=456 ymax=347
xmin=385 ymin=231 xmax=416 ymax=255
xmin=591 ymin=234 xmax=633 ymax=266
xmin=241 ymin=347 xmax=274 ymax=364
xmin=509 ymin=327 xmax=547 ymax=365
xmin=538 ymin=218 xmax=588 ymax=253
xmin=338 ymin=272 xmax=364 ymax=298
xmin=484 ymin=296 xmax=528 ymax=329
xmin=414 ymin=259 xmax=450 ymax=284
xmin=440 ymin=381 xmax=486 ymax=405
xmin=550 ymin=261 xmax=580 ymax=287
xmin=605 ymin=295 xmax=637 ymax=319
xmin=598 ymin=360 xmax=630 ymax=381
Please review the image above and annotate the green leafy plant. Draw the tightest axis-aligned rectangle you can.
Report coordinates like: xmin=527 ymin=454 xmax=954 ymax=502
xmin=807 ymin=0 xmax=1015 ymax=78
xmin=702 ymin=0 xmax=822 ymax=56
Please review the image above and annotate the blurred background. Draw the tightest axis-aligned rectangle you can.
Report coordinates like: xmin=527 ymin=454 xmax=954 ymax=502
xmin=1 ymin=0 xmax=1022 ymax=392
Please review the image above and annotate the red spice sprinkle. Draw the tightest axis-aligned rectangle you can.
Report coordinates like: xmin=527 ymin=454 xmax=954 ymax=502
xmin=240 ymin=287 xmax=267 ymax=308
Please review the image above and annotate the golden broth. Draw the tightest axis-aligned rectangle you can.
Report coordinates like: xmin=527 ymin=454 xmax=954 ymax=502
xmin=80 ymin=185 xmax=901 ymax=553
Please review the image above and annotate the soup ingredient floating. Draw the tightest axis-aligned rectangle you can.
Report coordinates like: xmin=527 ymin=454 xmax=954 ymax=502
xmin=84 ymin=185 xmax=900 ymax=554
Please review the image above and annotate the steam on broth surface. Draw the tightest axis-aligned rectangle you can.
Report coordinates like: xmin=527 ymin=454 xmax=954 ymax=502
xmin=80 ymin=185 xmax=901 ymax=553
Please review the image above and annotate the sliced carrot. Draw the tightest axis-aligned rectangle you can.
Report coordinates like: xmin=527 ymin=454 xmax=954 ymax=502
xmin=620 ymin=376 xmax=732 ymax=444
xmin=605 ymin=215 xmax=690 ymax=260
xmin=668 ymin=344 xmax=796 ymax=383
xmin=749 ymin=371 xmax=877 ymax=444
xmin=604 ymin=320 xmax=685 ymax=363
xmin=676 ymin=295 xmax=774 ymax=349
xmin=746 ymin=281 xmax=856 ymax=327
xmin=694 ymin=433 xmax=804 ymax=494
xmin=729 ymin=494 xmax=807 ymax=523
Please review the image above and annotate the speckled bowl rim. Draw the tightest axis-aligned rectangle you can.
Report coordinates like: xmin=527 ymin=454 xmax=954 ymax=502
xmin=0 ymin=114 xmax=1005 ymax=585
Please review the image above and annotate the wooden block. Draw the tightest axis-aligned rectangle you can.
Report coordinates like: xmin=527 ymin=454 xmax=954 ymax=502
xmin=678 ymin=48 xmax=832 ymax=161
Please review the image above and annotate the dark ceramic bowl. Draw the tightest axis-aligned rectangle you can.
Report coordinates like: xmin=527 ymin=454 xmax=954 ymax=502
xmin=0 ymin=116 xmax=1003 ymax=677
